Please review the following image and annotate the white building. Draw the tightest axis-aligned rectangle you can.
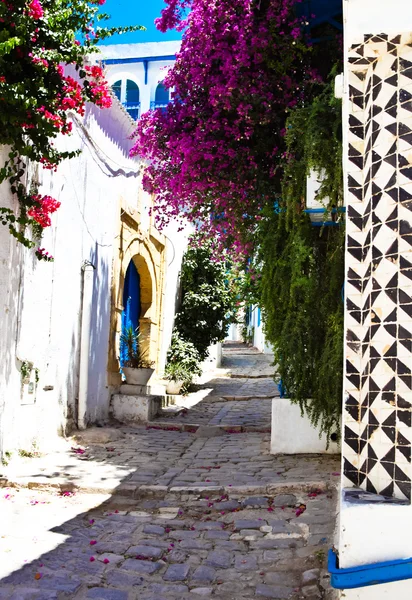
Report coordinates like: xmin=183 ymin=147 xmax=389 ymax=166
xmin=0 ymin=51 xmax=188 ymax=456
xmin=99 ymin=41 xmax=181 ymax=121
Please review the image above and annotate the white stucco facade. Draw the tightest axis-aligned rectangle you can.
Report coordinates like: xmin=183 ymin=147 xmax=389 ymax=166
xmin=245 ymin=305 xmax=273 ymax=354
xmin=99 ymin=41 xmax=181 ymax=119
xmin=0 ymin=89 xmax=187 ymax=455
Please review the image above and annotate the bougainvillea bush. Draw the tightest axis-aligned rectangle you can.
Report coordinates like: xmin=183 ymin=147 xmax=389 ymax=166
xmin=0 ymin=0 xmax=140 ymax=258
xmin=130 ymin=0 xmax=319 ymax=257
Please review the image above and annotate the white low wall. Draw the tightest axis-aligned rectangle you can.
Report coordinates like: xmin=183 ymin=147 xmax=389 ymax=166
xmin=271 ymin=398 xmax=339 ymax=454
xmin=111 ymin=394 xmax=161 ymax=423
xmin=201 ymin=342 xmax=222 ymax=372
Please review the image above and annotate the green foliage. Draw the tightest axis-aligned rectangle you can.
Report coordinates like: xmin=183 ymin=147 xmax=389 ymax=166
xmin=174 ymin=237 xmax=237 ymax=360
xmin=120 ymin=325 xmax=153 ymax=369
xmin=165 ymin=330 xmax=202 ymax=393
xmin=0 ymin=0 xmax=143 ymax=255
xmin=257 ymin=71 xmax=344 ymax=440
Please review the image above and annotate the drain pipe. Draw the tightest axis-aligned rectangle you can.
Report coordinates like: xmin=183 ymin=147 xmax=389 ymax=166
xmin=78 ymin=260 xmax=95 ymax=430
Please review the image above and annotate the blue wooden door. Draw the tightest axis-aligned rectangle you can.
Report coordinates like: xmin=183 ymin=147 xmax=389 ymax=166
xmin=120 ymin=261 xmax=141 ymax=367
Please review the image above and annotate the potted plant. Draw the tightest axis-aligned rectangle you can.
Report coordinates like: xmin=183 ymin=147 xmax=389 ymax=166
xmin=164 ymin=331 xmax=202 ymax=394
xmin=120 ymin=325 xmax=154 ymax=385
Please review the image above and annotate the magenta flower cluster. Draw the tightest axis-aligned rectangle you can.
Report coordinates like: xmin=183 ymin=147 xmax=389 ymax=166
xmin=131 ymin=0 xmax=315 ymax=257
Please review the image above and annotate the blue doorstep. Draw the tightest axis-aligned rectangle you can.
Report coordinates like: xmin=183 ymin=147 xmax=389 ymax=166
xmin=328 ymin=549 xmax=412 ymax=589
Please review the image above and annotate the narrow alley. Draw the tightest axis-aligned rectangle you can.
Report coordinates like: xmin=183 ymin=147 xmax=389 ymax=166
xmin=0 ymin=344 xmax=340 ymax=600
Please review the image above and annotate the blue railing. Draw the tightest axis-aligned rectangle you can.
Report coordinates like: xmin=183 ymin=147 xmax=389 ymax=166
xmin=123 ymin=102 xmax=141 ymax=121
xmin=150 ymin=101 xmax=168 ymax=112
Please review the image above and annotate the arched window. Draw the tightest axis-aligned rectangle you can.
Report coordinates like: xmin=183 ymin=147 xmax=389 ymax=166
xmin=112 ymin=80 xmax=122 ymax=101
xmin=155 ymin=82 xmax=169 ymax=104
xmin=111 ymin=78 xmax=141 ymax=120
xmin=151 ymin=82 xmax=170 ymax=110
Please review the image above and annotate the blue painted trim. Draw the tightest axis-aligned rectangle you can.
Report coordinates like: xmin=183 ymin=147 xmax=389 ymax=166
xmin=328 ymin=549 xmax=412 ymax=590
xmin=103 ymin=55 xmax=176 ymax=66
xmin=143 ymin=59 xmax=148 ymax=85
xmin=304 ymin=207 xmax=346 ymax=214
xmin=278 ymin=380 xmax=287 ymax=398
xmin=311 ymin=221 xmax=341 ymax=227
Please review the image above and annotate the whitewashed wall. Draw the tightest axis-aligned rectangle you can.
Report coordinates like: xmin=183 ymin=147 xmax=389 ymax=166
xmin=249 ymin=306 xmax=273 ymax=354
xmin=0 ymin=100 xmax=140 ymax=453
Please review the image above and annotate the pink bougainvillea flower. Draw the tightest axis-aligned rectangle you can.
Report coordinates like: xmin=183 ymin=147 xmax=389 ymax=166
xmin=103 ymin=558 xmax=110 ymax=564
xmin=28 ymin=0 xmax=44 ymax=19
xmin=295 ymin=504 xmax=306 ymax=517
xmin=90 ymin=540 xmax=97 ymax=546
xmin=89 ymin=556 xmax=95 ymax=562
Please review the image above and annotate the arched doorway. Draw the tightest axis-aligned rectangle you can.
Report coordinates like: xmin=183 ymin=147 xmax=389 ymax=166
xmin=120 ymin=260 xmax=141 ymax=368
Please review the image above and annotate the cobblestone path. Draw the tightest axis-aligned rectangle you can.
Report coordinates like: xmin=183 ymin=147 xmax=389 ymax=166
xmin=0 ymin=344 xmax=340 ymax=599
xmin=155 ymin=343 xmax=278 ymax=429
xmin=1 ymin=486 xmax=337 ymax=600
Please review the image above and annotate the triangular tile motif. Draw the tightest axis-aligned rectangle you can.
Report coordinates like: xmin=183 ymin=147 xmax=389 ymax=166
xmin=344 ymin=35 xmax=412 ymax=502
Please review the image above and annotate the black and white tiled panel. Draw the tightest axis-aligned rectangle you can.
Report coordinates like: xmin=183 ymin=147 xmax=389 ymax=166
xmin=343 ymin=33 xmax=412 ymax=501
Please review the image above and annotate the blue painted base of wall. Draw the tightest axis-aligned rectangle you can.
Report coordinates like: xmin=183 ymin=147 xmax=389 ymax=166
xmin=328 ymin=549 xmax=412 ymax=590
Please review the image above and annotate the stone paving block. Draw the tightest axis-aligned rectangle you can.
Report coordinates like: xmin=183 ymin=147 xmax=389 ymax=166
xmin=205 ymin=550 xmax=233 ymax=569
xmin=126 ymin=545 xmax=163 ymax=559
xmin=235 ymin=554 xmax=258 ymax=570
xmin=163 ymin=563 xmax=191 ymax=581
xmin=191 ymin=565 xmax=217 ymax=583
xmin=193 ymin=521 xmax=224 ymax=530
xmin=179 ymin=540 xmax=213 ymax=550
xmin=143 ymin=524 xmax=166 ymax=535
xmin=87 ymin=589 xmax=129 ymax=600
xmin=256 ymin=583 xmax=295 ymax=598
xmin=93 ymin=540 xmax=132 ymax=554
xmin=272 ymin=495 xmax=297 ymax=507
xmin=37 ymin=576 xmax=82 ymax=593
xmin=190 ymin=588 xmax=213 ymax=596
xmin=169 ymin=550 xmax=188 ymax=563
xmin=122 ymin=559 xmax=162 ymax=574
xmin=243 ymin=496 xmax=270 ymax=507
xmin=150 ymin=583 xmax=189 ymax=594
xmin=105 ymin=570 xmax=144 ymax=587
xmin=205 ymin=530 xmax=230 ymax=540
xmin=302 ymin=569 xmax=320 ymax=585
xmin=234 ymin=519 xmax=266 ymax=530
xmin=213 ymin=500 xmax=240 ymax=511
xmin=8 ymin=591 xmax=58 ymax=600
xmin=240 ymin=529 xmax=264 ymax=538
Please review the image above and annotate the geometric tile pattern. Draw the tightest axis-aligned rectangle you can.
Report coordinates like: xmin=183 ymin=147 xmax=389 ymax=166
xmin=343 ymin=33 xmax=412 ymax=501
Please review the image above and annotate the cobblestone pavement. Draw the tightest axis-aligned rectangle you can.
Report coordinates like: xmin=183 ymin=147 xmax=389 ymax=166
xmin=221 ymin=342 xmax=276 ymax=379
xmin=156 ymin=399 xmax=272 ymax=429
xmin=156 ymin=343 xmax=278 ymax=428
xmin=2 ymin=428 xmax=340 ymax=493
xmin=0 ymin=343 xmax=340 ymax=599
xmin=0 ymin=486 xmax=338 ymax=600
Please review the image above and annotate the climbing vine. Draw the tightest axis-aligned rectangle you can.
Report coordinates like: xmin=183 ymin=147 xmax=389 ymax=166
xmin=0 ymin=0 xmax=142 ymax=259
xmin=257 ymin=72 xmax=344 ymax=439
